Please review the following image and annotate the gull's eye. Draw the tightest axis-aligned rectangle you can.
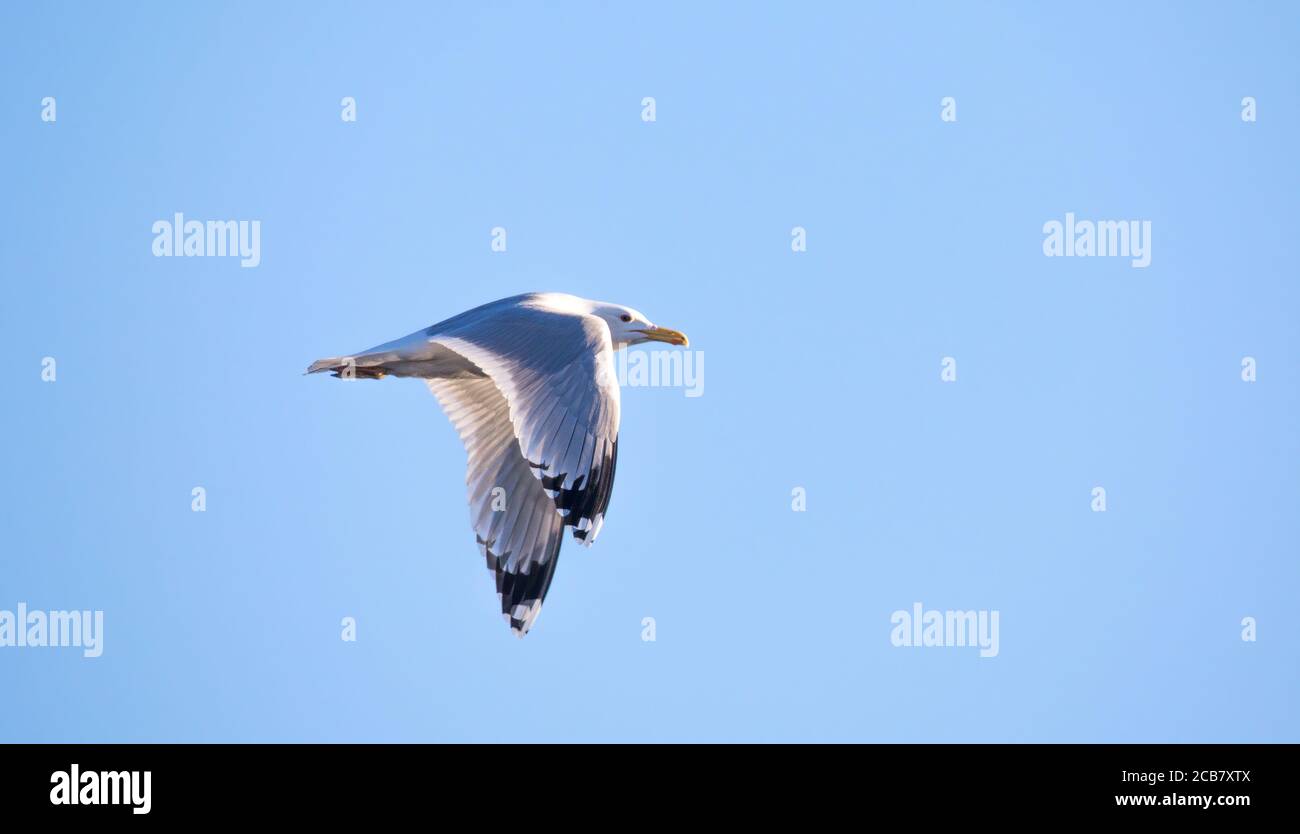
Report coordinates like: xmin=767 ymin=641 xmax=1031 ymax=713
xmin=620 ymin=314 xmax=632 ymax=323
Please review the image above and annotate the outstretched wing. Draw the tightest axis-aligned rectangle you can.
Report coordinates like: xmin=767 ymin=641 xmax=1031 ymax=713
xmin=427 ymin=374 xmax=567 ymax=636
xmin=432 ymin=303 xmax=621 ymax=545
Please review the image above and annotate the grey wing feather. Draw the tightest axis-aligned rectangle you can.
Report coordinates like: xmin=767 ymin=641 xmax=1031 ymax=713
xmin=427 ymin=375 xmax=565 ymax=635
xmin=431 ymin=300 xmax=621 ymax=545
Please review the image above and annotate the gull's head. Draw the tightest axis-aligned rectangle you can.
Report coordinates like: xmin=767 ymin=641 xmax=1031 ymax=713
xmin=592 ymin=302 xmax=690 ymax=349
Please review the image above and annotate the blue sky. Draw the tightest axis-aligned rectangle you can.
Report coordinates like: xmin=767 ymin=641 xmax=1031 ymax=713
xmin=1 ymin=1 xmax=1296 ymax=742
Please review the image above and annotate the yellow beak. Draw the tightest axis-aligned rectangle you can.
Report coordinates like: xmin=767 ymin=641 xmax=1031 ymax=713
xmin=638 ymin=325 xmax=690 ymax=347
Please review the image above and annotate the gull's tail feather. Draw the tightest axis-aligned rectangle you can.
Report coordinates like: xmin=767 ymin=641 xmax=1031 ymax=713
xmin=304 ymin=356 xmax=389 ymax=379
xmin=306 ymin=334 xmax=487 ymax=381
xmin=306 ymin=356 xmax=345 ymax=374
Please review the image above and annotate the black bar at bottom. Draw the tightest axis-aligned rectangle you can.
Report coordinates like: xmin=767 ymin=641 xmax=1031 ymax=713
xmin=0 ymin=743 xmax=1283 ymax=820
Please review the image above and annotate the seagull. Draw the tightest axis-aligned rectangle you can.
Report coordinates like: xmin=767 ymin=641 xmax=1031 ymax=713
xmin=307 ymin=292 xmax=690 ymax=636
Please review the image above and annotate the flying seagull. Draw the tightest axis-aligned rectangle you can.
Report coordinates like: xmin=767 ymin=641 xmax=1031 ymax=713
xmin=307 ymin=292 xmax=689 ymax=636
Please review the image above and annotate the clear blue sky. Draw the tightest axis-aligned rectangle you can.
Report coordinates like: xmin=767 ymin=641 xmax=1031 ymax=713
xmin=2 ymin=1 xmax=1296 ymax=742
